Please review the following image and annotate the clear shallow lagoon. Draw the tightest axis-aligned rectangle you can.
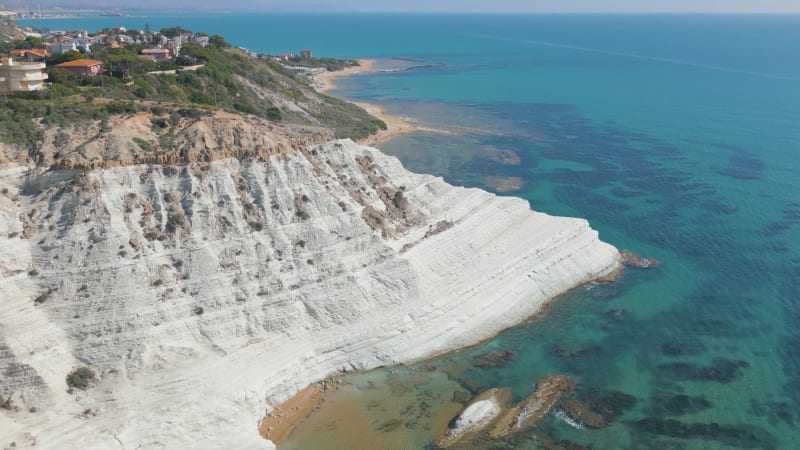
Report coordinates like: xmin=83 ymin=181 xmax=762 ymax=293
xmin=23 ymin=13 xmax=800 ymax=449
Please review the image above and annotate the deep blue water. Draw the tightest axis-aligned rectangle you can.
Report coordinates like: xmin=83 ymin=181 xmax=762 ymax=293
xmin=22 ymin=13 xmax=800 ymax=449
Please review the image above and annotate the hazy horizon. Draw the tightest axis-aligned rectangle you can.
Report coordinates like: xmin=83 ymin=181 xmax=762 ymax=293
xmin=6 ymin=0 xmax=800 ymax=14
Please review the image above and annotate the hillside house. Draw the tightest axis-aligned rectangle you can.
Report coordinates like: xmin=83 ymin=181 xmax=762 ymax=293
xmin=141 ymin=48 xmax=172 ymax=61
xmin=0 ymin=57 xmax=48 ymax=93
xmin=75 ymin=38 xmax=93 ymax=53
xmin=55 ymin=59 xmax=103 ymax=77
xmin=300 ymin=49 xmax=312 ymax=58
xmin=167 ymin=39 xmax=181 ymax=57
xmin=48 ymin=41 xmax=77 ymax=54
xmin=9 ymin=48 xmax=49 ymax=61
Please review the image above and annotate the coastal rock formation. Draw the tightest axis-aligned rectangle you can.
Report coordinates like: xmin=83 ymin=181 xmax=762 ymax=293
xmin=620 ymin=250 xmax=660 ymax=268
xmin=0 ymin=139 xmax=620 ymax=449
xmin=490 ymin=374 xmax=577 ymax=438
xmin=436 ymin=388 xmax=511 ymax=448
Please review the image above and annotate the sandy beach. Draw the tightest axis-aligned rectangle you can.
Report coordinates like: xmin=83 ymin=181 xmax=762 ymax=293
xmin=258 ymin=383 xmax=329 ymax=445
xmin=314 ymin=59 xmax=438 ymax=147
xmin=313 ymin=59 xmax=509 ymax=148
xmin=313 ymin=59 xmax=377 ymax=95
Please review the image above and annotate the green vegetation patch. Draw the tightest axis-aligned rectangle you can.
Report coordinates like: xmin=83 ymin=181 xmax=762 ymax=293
xmin=282 ymin=56 xmax=359 ymax=72
xmin=2 ymin=25 xmax=385 ymax=152
xmin=66 ymin=366 xmax=95 ymax=390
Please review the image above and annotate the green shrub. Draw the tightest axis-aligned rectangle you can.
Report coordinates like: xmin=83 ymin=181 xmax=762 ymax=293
xmin=132 ymin=137 xmax=152 ymax=151
xmin=265 ymin=106 xmax=282 ymax=121
xmin=66 ymin=367 xmax=95 ymax=390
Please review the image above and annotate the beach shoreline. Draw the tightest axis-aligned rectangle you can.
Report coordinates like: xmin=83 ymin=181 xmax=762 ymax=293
xmin=313 ymin=59 xmax=444 ymax=147
xmin=313 ymin=59 xmax=508 ymax=148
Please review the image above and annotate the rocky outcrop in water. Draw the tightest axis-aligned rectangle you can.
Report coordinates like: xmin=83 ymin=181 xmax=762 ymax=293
xmin=436 ymin=388 xmax=511 ymax=448
xmin=490 ymin=374 xmax=577 ymax=438
xmin=620 ymin=250 xmax=660 ymax=268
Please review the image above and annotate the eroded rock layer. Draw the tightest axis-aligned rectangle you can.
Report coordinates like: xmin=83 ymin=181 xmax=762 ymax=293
xmin=0 ymin=139 xmax=619 ymax=449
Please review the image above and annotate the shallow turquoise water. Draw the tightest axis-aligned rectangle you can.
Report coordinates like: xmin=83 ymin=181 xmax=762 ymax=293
xmin=332 ymin=16 xmax=799 ymax=448
xmin=23 ymin=13 xmax=800 ymax=448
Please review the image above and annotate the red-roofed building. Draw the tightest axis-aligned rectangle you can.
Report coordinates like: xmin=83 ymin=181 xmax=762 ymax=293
xmin=9 ymin=49 xmax=49 ymax=61
xmin=300 ymin=49 xmax=312 ymax=58
xmin=55 ymin=59 xmax=103 ymax=77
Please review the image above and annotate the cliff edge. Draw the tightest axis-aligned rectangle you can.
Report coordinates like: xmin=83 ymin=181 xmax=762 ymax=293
xmin=0 ymin=136 xmax=619 ymax=449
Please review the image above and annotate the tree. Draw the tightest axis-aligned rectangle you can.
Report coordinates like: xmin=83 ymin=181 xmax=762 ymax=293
xmin=25 ymin=36 xmax=44 ymax=48
xmin=160 ymin=26 xmax=188 ymax=38
xmin=107 ymin=52 xmax=152 ymax=79
xmin=46 ymin=67 xmax=77 ymax=86
xmin=208 ymin=34 xmax=230 ymax=49
xmin=11 ymin=39 xmax=32 ymax=50
xmin=46 ymin=50 xmax=82 ymax=65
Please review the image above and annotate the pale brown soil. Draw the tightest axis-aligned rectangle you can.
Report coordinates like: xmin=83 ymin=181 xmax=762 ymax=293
xmin=258 ymin=383 xmax=327 ymax=444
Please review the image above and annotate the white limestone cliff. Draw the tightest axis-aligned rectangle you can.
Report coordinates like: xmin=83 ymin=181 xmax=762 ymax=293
xmin=0 ymin=139 xmax=619 ymax=449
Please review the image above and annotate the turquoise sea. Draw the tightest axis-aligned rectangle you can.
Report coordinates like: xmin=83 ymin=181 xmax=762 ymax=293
xmin=21 ymin=13 xmax=800 ymax=449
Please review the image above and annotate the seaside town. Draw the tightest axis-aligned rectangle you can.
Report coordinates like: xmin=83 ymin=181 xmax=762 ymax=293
xmin=0 ymin=16 xmax=327 ymax=95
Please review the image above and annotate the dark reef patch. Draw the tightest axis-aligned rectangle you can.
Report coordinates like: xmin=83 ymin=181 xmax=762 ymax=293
xmin=652 ymin=394 xmax=712 ymax=416
xmin=761 ymin=203 xmax=800 ymax=236
xmin=660 ymin=340 xmax=707 ymax=357
xmin=656 ymin=358 xmax=749 ymax=384
xmin=749 ymin=400 xmax=795 ymax=427
xmin=718 ymin=153 xmax=765 ymax=180
xmin=702 ymin=199 xmax=739 ymax=215
xmin=635 ymin=418 xmax=777 ymax=449
xmin=381 ymin=97 xmax=796 ymax=449
xmin=471 ymin=350 xmax=516 ymax=369
xmin=587 ymin=389 xmax=638 ymax=422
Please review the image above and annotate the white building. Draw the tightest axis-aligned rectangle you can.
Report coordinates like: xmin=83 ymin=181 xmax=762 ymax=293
xmin=0 ymin=57 xmax=48 ymax=94
xmin=48 ymin=41 xmax=78 ymax=54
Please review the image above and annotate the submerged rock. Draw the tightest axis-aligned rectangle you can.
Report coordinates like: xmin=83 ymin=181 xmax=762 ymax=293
xmin=620 ymin=250 xmax=660 ymax=268
xmin=531 ymin=432 xmax=586 ymax=450
xmin=471 ymin=350 xmax=516 ymax=369
xmin=590 ymin=390 xmax=637 ymax=422
xmin=559 ymin=398 xmax=608 ymax=428
xmin=657 ymin=358 xmax=750 ymax=383
xmin=635 ymin=418 xmax=778 ymax=449
xmin=548 ymin=344 xmax=602 ymax=359
xmin=657 ymin=394 xmax=712 ymax=416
